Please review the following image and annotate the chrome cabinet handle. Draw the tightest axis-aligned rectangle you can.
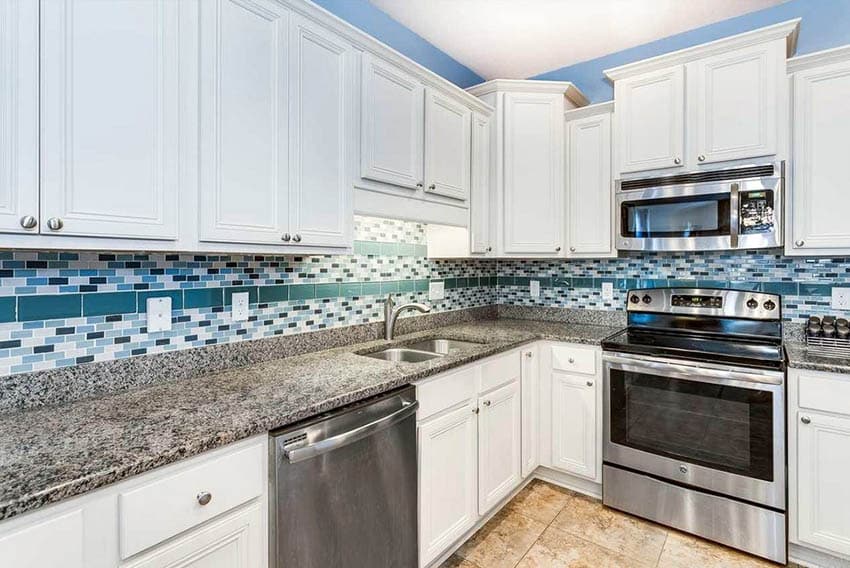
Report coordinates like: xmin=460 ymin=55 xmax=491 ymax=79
xmin=428 ymin=183 xmax=436 ymax=190
xmin=698 ymin=155 xmax=706 ymax=162
xmin=416 ymin=182 xmax=423 ymax=188
xmin=801 ymin=416 xmax=811 ymax=425
xmin=673 ymin=157 xmax=681 ymax=165
xmin=482 ymin=400 xmax=491 ymax=407
xmin=19 ymin=215 xmax=37 ymax=230
xmin=46 ymin=217 xmax=63 ymax=231
xmin=282 ymin=233 xmax=291 ymax=242
xmin=795 ymin=240 xmax=805 ymax=247
xmin=555 ymin=246 xmax=561 ymax=252
xmin=472 ymin=407 xmax=479 ymax=414
xmin=197 ymin=492 xmax=212 ymax=506
xmin=586 ymin=380 xmax=594 ymax=387
xmin=292 ymin=234 xmax=302 ymax=243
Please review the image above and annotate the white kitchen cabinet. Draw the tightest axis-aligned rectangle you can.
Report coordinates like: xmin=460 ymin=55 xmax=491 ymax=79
xmin=424 ymin=89 xmax=471 ymax=201
xmin=198 ymin=0 xmax=291 ymax=245
xmin=0 ymin=0 xmax=39 ymax=235
xmin=418 ymin=401 xmax=478 ymax=568
xmin=551 ymin=372 xmax=597 ymax=480
xmin=288 ymin=14 xmax=354 ymax=248
xmin=0 ymin=510 xmax=86 ymax=568
xmin=788 ymin=46 xmax=850 ymax=256
xmin=688 ymin=40 xmax=783 ymax=166
xmin=39 ymin=0 xmax=181 ymax=239
xmin=565 ymin=104 xmax=614 ymax=258
xmin=469 ymin=112 xmax=492 ymax=255
xmin=614 ymin=66 xmax=685 ymax=174
xmin=520 ymin=347 xmax=539 ymax=478
xmin=477 ymin=379 xmax=522 ymax=515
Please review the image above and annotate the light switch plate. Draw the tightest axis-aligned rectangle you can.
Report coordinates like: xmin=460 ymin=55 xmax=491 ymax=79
xmin=429 ymin=281 xmax=445 ymax=301
xmin=833 ymin=287 xmax=850 ymax=310
xmin=530 ymin=280 xmax=540 ymax=298
xmin=601 ymin=282 xmax=614 ymax=301
xmin=232 ymin=291 xmax=249 ymax=321
xmin=146 ymin=297 xmax=172 ymax=333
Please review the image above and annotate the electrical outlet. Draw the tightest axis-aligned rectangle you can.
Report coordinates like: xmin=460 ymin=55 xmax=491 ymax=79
xmin=146 ymin=297 xmax=172 ymax=333
xmin=232 ymin=291 xmax=249 ymax=321
xmin=530 ymin=280 xmax=540 ymax=298
xmin=601 ymin=282 xmax=614 ymax=301
xmin=833 ymin=287 xmax=850 ymax=310
xmin=429 ymin=281 xmax=445 ymax=300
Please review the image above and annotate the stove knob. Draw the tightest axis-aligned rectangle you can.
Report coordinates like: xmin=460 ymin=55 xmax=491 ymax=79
xmin=763 ymin=300 xmax=776 ymax=311
xmin=642 ymin=295 xmax=652 ymax=304
xmin=629 ymin=295 xmax=640 ymax=304
xmin=746 ymin=298 xmax=759 ymax=309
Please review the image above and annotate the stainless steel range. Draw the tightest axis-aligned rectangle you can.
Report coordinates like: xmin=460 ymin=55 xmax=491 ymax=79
xmin=601 ymin=288 xmax=786 ymax=563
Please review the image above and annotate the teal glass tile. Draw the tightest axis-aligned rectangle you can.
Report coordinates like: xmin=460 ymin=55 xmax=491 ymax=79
xmin=184 ymin=288 xmax=223 ymax=309
xmin=357 ymin=241 xmax=381 ymax=256
xmin=361 ymin=282 xmax=382 ymax=296
xmin=259 ymin=285 xmax=289 ymax=303
xmin=415 ymin=279 xmax=429 ymax=292
xmin=572 ymin=277 xmax=594 ymax=288
xmin=0 ymin=297 xmax=15 ymax=323
xmin=340 ymin=283 xmax=362 ymax=297
xmin=497 ymin=276 xmax=514 ymax=286
xmin=138 ymin=290 xmax=184 ymax=312
xmin=799 ymin=283 xmax=832 ymax=296
xmin=380 ymin=242 xmax=400 ymax=256
xmin=456 ymin=277 xmax=469 ymax=288
xmin=18 ymin=294 xmax=81 ymax=321
xmin=224 ymin=286 xmax=258 ymax=305
xmin=535 ymin=277 xmax=552 ymax=288
xmin=289 ymin=284 xmax=316 ymax=300
xmin=315 ymin=283 xmax=340 ymax=298
xmin=83 ymin=292 xmax=137 ymax=317
xmin=762 ymin=282 xmax=799 ymax=295
xmin=514 ymin=277 xmax=530 ymax=287
xmin=729 ymin=281 xmax=762 ymax=292
xmin=553 ymin=277 xmax=571 ymax=288
xmin=381 ymin=280 xmax=399 ymax=294
xmin=398 ymin=280 xmax=415 ymax=292
xmin=697 ymin=280 xmax=729 ymax=290
xmin=414 ymin=244 xmax=428 ymax=257
xmin=445 ymin=278 xmax=457 ymax=290
xmin=398 ymin=243 xmax=416 ymax=256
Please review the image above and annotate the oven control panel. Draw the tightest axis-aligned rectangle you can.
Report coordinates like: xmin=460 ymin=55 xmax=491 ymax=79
xmin=671 ymin=295 xmax=723 ymax=308
xmin=626 ymin=288 xmax=781 ymax=320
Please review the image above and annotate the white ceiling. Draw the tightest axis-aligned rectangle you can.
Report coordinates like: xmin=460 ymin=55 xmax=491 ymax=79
xmin=368 ymin=0 xmax=787 ymax=80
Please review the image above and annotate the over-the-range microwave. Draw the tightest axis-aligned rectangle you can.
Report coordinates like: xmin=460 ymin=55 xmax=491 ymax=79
xmin=615 ymin=162 xmax=783 ymax=252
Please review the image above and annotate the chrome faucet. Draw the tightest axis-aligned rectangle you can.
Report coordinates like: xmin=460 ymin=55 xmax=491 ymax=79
xmin=384 ymin=294 xmax=431 ymax=340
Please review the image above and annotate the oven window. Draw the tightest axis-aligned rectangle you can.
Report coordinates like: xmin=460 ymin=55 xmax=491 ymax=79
xmin=621 ymin=194 xmax=730 ymax=239
xmin=609 ymin=369 xmax=774 ymax=481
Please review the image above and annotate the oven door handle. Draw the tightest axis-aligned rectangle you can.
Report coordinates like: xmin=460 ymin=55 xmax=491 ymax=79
xmin=602 ymin=353 xmax=784 ymax=386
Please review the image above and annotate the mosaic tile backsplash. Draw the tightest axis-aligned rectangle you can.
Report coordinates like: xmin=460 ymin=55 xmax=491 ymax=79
xmin=0 ymin=214 xmax=848 ymax=379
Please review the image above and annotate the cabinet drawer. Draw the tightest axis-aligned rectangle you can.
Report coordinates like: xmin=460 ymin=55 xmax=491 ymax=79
xmin=551 ymin=344 xmax=596 ymax=375
xmin=416 ymin=366 xmax=477 ymax=421
xmin=119 ymin=442 xmax=264 ymax=559
xmin=479 ymin=351 xmax=522 ymax=393
xmin=798 ymin=370 xmax=850 ymax=416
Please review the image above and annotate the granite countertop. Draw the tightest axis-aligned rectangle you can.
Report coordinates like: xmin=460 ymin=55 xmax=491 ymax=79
xmin=785 ymin=341 xmax=850 ymax=375
xmin=0 ymin=318 xmax=620 ymax=522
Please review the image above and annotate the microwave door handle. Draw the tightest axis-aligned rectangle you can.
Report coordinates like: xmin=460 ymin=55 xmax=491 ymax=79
xmin=729 ymin=182 xmax=740 ymax=248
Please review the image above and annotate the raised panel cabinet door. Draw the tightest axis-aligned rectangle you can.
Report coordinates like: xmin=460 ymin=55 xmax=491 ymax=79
xmin=502 ymin=92 xmax=564 ymax=255
xmin=796 ymin=411 xmax=850 ymax=556
xmin=424 ymin=89 xmax=471 ymax=201
xmin=123 ymin=502 xmax=263 ymax=568
xmin=469 ymin=112 xmax=491 ymax=254
xmin=288 ymin=14 xmax=353 ymax=248
xmin=40 ymin=0 xmax=180 ymax=239
xmin=478 ymin=379 xmax=522 ymax=515
xmin=790 ymin=58 xmax=850 ymax=254
xmin=0 ymin=509 xmax=85 ymax=568
xmin=198 ymin=0 xmax=290 ymax=245
xmin=360 ymin=53 xmax=424 ymax=190
xmin=0 ymin=0 xmax=39 ymax=234
xmin=690 ymin=40 xmax=782 ymax=165
xmin=566 ymin=112 xmax=613 ymax=257
xmin=615 ymin=66 xmax=685 ymax=174
xmin=551 ymin=372 xmax=596 ymax=479
xmin=418 ymin=403 xmax=478 ymax=568
xmin=520 ymin=348 xmax=540 ymax=478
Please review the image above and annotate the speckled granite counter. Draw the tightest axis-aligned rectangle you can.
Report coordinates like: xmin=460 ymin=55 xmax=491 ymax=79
xmin=785 ymin=342 xmax=850 ymax=375
xmin=0 ymin=318 xmax=621 ymax=522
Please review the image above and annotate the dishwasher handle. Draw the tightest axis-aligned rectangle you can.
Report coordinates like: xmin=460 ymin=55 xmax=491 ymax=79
xmin=282 ymin=400 xmax=418 ymax=464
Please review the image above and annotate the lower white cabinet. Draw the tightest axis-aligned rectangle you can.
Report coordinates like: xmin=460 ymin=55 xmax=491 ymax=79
xmin=477 ymin=379 xmax=522 ymax=514
xmin=551 ymin=372 xmax=597 ymax=480
xmin=520 ymin=347 xmax=540 ymax=477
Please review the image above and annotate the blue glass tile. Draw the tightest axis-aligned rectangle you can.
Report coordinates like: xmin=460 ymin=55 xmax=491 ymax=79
xmin=315 ymin=283 xmax=340 ymax=298
xmin=18 ymin=294 xmax=81 ymax=321
xmin=82 ymin=292 xmax=137 ymax=317
xmin=289 ymin=284 xmax=315 ymax=300
xmin=0 ymin=297 xmax=14 ymax=323
xmin=380 ymin=281 xmax=399 ymax=294
xmin=340 ymin=283 xmax=362 ymax=297
xmin=761 ymin=282 xmax=799 ymax=295
xmin=183 ymin=288 xmax=223 ymax=309
xmin=361 ymin=282 xmax=382 ymax=296
xmin=799 ymin=283 xmax=832 ymax=297
xmin=258 ymin=285 xmax=289 ymax=303
xmin=398 ymin=280 xmax=416 ymax=293
xmin=415 ymin=279 xmax=430 ymax=292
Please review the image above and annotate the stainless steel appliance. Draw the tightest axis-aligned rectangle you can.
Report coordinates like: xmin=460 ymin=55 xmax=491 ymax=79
xmin=271 ymin=387 xmax=418 ymax=568
xmin=602 ymin=288 xmax=787 ymax=563
xmin=616 ymin=162 xmax=783 ymax=251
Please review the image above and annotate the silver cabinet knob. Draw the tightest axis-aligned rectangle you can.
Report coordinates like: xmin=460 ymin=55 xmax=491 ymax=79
xmin=568 ymin=357 xmax=575 ymax=364
xmin=486 ymin=246 xmax=492 ymax=252
xmin=282 ymin=233 xmax=291 ymax=242
xmin=525 ymin=351 xmax=533 ymax=358
xmin=679 ymin=465 xmax=688 ymax=474
xmin=483 ymin=400 xmax=491 ymax=407
xmin=19 ymin=215 xmax=37 ymax=230
xmin=801 ymin=416 xmax=811 ymax=425
xmin=292 ymin=234 xmax=302 ymax=243
xmin=673 ymin=157 xmax=682 ymax=165
xmin=569 ymin=246 xmax=576 ymax=252
xmin=472 ymin=407 xmax=479 ymax=415
xmin=46 ymin=217 xmax=63 ymax=231
xmin=428 ymin=183 xmax=436 ymax=190
xmin=197 ymin=491 xmax=212 ymax=506
xmin=416 ymin=182 xmax=423 ymax=188
xmin=555 ymin=246 xmax=561 ymax=252
xmin=698 ymin=155 xmax=706 ymax=162
xmin=586 ymin=380 xmax=594 ymax=387
xmin=795 ymin=240 xmax=805 ymax=247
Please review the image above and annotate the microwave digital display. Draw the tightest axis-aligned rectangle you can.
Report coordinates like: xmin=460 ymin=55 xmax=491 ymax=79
xmin=740 ymin=191 xmax=776 ymax=235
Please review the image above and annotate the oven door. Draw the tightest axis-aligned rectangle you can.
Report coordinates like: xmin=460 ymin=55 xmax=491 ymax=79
xmin=603 ymin=352 xmax=785 ymax=509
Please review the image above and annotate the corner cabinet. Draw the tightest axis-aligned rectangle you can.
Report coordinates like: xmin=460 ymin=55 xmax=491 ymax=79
xmin=787 ymin=46 xmax=850 ymax=256
xmin=469 ymin=112 xmax=492 ymax=255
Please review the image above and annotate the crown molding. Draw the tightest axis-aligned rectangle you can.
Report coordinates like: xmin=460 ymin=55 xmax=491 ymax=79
xmin=564 ymin=100 xmax=614 ymax=120
xmin=466 ymin=79 xmax=589 ymax=107
xmin=604 ymin=18 xmax=801 ymax=82
xmin=788 ymin=44 xmax=850 ymax=73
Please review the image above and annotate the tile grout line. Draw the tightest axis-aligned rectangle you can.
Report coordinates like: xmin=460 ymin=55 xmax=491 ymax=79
xmin=511 ymin=481 xmax=572 ymax=568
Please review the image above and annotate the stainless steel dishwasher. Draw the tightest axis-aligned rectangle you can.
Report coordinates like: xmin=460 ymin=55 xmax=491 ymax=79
xmin=270 ymin=386 xmax=418 ymax=568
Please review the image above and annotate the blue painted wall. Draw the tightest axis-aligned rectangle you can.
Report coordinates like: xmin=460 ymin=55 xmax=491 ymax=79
xmin=532 ymin=0 xmax=850 ymax=103
xmin=312 ymin=0 xmax=484 ymax=88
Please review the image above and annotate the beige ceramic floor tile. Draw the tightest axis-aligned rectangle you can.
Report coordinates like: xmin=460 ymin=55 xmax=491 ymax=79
xmin=440 ymin=553 xmax=481 ymax=568
xmin=656 ymin=530 xmax=779 ymax=568
xmin=503 ymin=480 xmax=572 ymax=524
xmin=456 ymin=508 xmax=547 ymax=568
xmin=549 ymin=493 xmax=667 ymax=566
xmin=516 ymin=526 xmax=646 ymax=568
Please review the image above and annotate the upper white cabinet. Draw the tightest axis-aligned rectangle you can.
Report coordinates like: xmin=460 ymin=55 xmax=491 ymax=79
xmin=40 ymin=0 xmax=182 ymax=239
xmin=607 ymin=20 xmax=799 ymax=177
xmin=614 ymin=66 xmax=685 ymax=174
xmin=788 ymin=46 xmax=850 ymax=256
xmin=424 ymin=89 xmax=472 ymax=201
xmin=198 ymin=0 xmax=291 ymax=246
xmin=0 ymin=0 xmax=39 ymax=235
xmin=469 ymin=112 xmax=492 ymax=255
xmin=565 ymin=104 xmax=615 ymax=258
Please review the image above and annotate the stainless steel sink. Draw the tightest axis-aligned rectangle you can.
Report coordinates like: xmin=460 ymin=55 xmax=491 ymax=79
xmin=361 ymin=348 xmax=444 ymax=363
xmin=402 ymin=338 xmax=483 ymax=355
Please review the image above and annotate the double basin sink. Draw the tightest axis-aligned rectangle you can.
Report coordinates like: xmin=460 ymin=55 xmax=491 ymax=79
xmin=360 ymin=338 xmax=483 ymax=363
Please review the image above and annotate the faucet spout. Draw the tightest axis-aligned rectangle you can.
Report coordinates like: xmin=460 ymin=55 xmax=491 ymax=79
xmin=384 ymin=294 xmax=431 ymax=340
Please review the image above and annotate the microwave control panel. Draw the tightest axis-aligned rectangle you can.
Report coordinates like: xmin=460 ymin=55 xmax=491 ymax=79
xmin=740 ymin=190 xmax=775 ymax=234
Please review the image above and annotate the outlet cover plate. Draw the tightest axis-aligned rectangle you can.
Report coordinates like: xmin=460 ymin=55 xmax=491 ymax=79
xmin=833 ymin=287 xmax=850 ymax=310
xmin=530 ymin=280 xmax=540 ymax=298
xmin=429 ymin=281 xmax=445 ymax=301
xmin=147 ymin=297 xmax=172 ymax=333
xmin=232 ymin=291 xmax=249 ymax=321
xmin=601 ymin=282 xmax=614 ymax=301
